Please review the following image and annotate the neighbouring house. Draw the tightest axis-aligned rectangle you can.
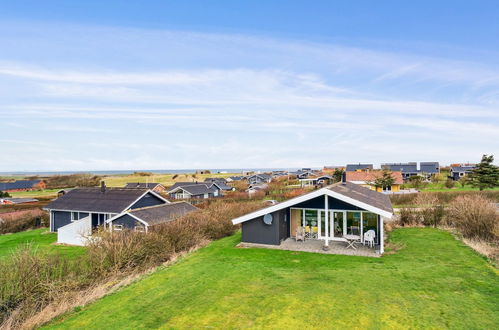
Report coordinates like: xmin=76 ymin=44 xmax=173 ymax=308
xmin=288 ymin=170 xmax=317 ymax=179
xmin=0 ymin=198 xmax=39 ymax=205
xmin=345 ymin=164 xmax=373 ymax=172
xmin=106 ymin=202 xmax=198 ymax=232
xmin=299 ymin=175 xmax=332 ymax=187
xmin=0 ymin=180 xmax=46 ymax=192
xmin=167 ymin=182 xmax=222 ymax=199
xmin=204 ymin=177 xmax=228 ymax=184
xmin=203 ymin=178 xmax=235 ymax=191
xmin=247 ymin=174 xmax=272 ymax=185
xmin=232 ymin=181 xmax=393 ymax=254
xmin=44 ymin=183 xmax=169 ymax=245
xmin=381 ymin=163 xmax=418 ymax=180
xmin=450 ymin=164 xmax=476 ymax=181
xmin=419 ymin=162 xmax=440 ymax=179
xmin=124 ymin=182 xmax=167 ymax=194
xmin=345 ymin=171 xmax=403 ymax=193
xmin=246 ymin=184 xmax=268 ymax=195
xmin=227 ymin=176 xmax=246 ymax=182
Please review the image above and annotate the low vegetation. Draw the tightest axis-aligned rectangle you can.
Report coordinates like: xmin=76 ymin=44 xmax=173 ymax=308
xmin=45 ymin=174 xmax=101 ymax=189
xmin=0 ymin=200 xmax=262 ymax=329
xmin=44 ymin=229 xmax=499 ymax=329
xmin=390 ymin=190 xmax=499 ymax=206
xmin=0 ymin=209 xmax=48 ymax=234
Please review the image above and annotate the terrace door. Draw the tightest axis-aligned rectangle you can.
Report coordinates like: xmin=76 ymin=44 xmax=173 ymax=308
xmin=319 ymin=211 xmax=345 ymax=239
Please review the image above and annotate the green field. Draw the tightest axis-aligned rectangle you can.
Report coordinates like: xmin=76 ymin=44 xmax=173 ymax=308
xmin=45 ymin=228 xmax=499 ymax=329
xmin=8 ymin=189 xmax=61 ymax=198
xmin=102 ymin=172 xmax=237 ymax=188
xmin=0 ymin=228 xmax=84 ymax=259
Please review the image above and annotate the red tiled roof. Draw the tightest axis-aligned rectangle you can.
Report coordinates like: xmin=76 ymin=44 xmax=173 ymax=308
xmin=345 ymin=171 xmax=404 ymax=184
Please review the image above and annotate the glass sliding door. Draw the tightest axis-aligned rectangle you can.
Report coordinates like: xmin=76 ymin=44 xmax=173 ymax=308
xmin=362 ymin=212 xmax=378 ymax=244
xmin=346 ymin=211 xmax=361 ymax=236
xmin=332 ymin=211 xmax=344 ymax=238
xmin=304 ymin=209 xmax=318 ymax=238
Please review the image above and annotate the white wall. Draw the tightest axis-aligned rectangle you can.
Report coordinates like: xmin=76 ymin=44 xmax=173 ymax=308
xmin=57 ymin=216 xmax=92 ymax=246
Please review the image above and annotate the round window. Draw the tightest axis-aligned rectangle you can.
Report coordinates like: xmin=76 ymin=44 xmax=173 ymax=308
xmin=263 ymin=213 xmax=273 ymax=225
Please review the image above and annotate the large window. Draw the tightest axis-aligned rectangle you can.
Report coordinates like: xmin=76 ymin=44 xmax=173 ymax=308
xmin=304 ymin=209 xmax=318 ymax=237
xmin=363 ymin=212 xmax=378 ymax=243
xmin=346 ymin=211 xmax=361 ymax=235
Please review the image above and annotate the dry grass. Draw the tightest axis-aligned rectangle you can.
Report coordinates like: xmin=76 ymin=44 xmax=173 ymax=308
xmin=0 ymin=200 xmax=262 ymax=329
xmin=447 ymin=195 xmax=498 ymax=240
xmin=0 ymin=209 xmax=48 ymax=234
xmin=7 ymin=243 xmax=207 ymax=330
xmin=462 ymin=238 xmax=499 ymax=263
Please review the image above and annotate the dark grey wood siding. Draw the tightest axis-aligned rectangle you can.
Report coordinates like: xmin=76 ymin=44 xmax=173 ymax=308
xmin=52 ymin=211 xmax=71 ymax=232
xmin=111 ymin=214 xmax=141 ymax=229
xmin=293 ymin=195 xmax=364 ymax=211
xmin=130 ymin=192 xmax=165 ymax=209
xmin=241 ymin=209 xmax=288 ymax=245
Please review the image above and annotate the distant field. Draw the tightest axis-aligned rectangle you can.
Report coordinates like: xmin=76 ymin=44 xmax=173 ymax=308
xmin=0 ymin=228 xmax=84 ymax=259
xmin=102 ymin=172 xmax=238 ymax=188
xmin=8 ymin=189 xmax=61 ymax=198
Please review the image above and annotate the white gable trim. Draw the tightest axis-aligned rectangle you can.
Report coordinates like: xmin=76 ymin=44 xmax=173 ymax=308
xmin=231 ymin=187 xmax=392 ymax=225
xmin=122 ymin=189 xmax=170 ymax=211
xmin=106 ymin=211 xmax=149 ymax=226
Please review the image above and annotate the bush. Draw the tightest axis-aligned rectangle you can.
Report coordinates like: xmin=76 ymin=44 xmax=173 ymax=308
xmin=390 ymin=191 xmax=499 ymax=206
xmin=132 ymin=172 xmax=153 ymax=177
xmin=0 ymin=209 xmax=48 ymax=234
xmin=445 ymin=179 xmax=455 ymax=189
xmin=415 ymin=194 xmax=445 ymax=228
xmin=398 ymin=208 xmax=420 ymax=226
xmin=0 ymin=200 xmax=262 ymax=327
xmin=45 ymin=174 xmax=101 ymax=189
xmin=447 ymin=195 xmax=498 ymax=240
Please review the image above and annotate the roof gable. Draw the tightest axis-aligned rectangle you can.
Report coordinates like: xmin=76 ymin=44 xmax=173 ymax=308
xmin=44 ymin=188 xmax=168 ymax=213
xmin=107 ymin=202 xmax=198 ymax=226
xmin=232 ymin=182 xmax=393 ymax=225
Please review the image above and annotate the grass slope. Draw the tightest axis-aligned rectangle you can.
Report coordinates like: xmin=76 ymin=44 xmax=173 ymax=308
xmin=0 ymin=228 xmax=84 ymax=259
xmin=8 ymin=189 xmax=61 ymax=198
xmin=45 ymin=228 xmax=498 ymax=329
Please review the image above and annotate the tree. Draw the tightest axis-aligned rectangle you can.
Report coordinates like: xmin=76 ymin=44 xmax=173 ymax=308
xmin=0 ymin=191 xmax=11 ymax=198
xmin=332 ymin=169 xmax=344 ymax=183
xmin=458 ymin=176 xmax=468 ymax=188
xmin=371 ymin=170 xmax=395 ymax=190
xmin=408 ymin=175 xmax=425 ymax=189
xmin=469 ymin=154 xmax=499 ymax=191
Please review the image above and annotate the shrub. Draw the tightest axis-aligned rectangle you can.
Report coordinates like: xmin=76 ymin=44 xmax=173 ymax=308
xmin=415 ymin=194 xmax=445 ymax=228
xmin=0 ymin=200 xmax=262 ymax=327
xmin=45 ymin=174 xmax=101 ymax=189
xmin=447 ymin=195 xmax=498 ymax=240
xmin=0 ymin=209 xmax=48 ymax=234
xmin=132 ymin=171 xmax=153 ymax=177
xmin=445 ymin=179 xmax=455 ymax=189
xmin=398 ymin=208 xmax=420 ymax=226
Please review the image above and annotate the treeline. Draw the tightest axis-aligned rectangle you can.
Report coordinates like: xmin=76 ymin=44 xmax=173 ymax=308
xmin=44 ymin=174 xmax=101 ymax=189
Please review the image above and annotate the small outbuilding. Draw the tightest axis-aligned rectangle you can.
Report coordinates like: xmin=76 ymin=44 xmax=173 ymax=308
xmin=107 ymin=202 xmax=198 ymax=232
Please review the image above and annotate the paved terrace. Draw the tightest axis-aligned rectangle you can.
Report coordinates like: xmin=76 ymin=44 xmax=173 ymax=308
xmin=237 ymin=238 xmax=380 ymax=257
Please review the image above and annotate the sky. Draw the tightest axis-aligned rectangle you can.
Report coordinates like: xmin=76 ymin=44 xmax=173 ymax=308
xmin=1 ymin=0 xmax=498 ymax=172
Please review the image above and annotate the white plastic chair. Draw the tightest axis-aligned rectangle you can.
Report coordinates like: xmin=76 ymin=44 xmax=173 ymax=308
xmin=363 ymin=230 xmax=376 ymax=248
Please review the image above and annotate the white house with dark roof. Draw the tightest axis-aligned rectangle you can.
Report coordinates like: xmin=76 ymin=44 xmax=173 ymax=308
xmin=232 ymin=181 xmax=393 ymax=254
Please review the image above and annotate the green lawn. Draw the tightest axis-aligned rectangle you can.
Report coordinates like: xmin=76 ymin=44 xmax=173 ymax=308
xmin=8 ymin=189 xmax=61 ymax=198
xmin=0 ymin=228 xmax=84 ymax=259
xmin=44 ymin=228 xmax=498 ymax=329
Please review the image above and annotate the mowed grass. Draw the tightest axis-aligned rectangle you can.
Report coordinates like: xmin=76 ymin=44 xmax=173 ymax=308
xmin=45 ymin=228 xmax=499 ymax=329
xmin=102 ymin=172 xmax=237 ymax=188
xmin=0 ymin=228 xmax=85 ymax=259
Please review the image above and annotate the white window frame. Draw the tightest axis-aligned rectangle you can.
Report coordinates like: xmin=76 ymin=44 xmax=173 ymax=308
xmin=113 ymin=224 xmax=123 ymax=231
xmin=71 ymin=212 xmax=79 ymax=222
xmin=134 ymin=225 xmax=145 ymax=232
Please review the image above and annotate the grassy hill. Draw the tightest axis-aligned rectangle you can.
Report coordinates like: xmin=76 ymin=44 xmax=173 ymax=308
xmin=44 ymin=228 xmax=499 ymax=329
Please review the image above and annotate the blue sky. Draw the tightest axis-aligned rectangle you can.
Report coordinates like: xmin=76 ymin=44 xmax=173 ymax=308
xmin=1 ymin=1 xmax=498 ymax=171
